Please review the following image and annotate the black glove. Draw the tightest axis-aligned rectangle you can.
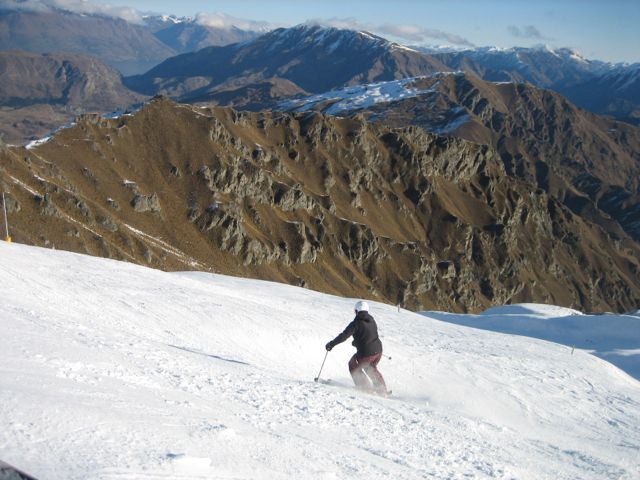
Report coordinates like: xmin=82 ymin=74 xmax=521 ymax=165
xmin=325 ymin=342 xmax=334 ymax=351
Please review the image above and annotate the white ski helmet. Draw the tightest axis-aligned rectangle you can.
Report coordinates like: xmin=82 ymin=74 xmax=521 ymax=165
xmin=355 ymin=300 xmax=369 ymax=312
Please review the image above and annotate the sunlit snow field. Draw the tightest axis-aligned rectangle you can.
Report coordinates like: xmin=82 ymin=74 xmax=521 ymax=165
xmin=1 ymin=242 xmax=639 ymax=479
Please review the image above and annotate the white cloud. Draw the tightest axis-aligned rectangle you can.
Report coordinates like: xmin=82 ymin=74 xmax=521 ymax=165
xmin=378 ymin=23 xmax=473 ymax=46
xmin=0 ymin=0 xmax=144 ymax=23
xmin=0 ymin=1 xmax=272 ymax=30
xmin=508 ymin=25 xmax=547 ymax=40
xmin=194 ymin=12 xmax=271 ymax=32
xmin=311 ymin=17 xmax=474 ymax=47
xmin=310 ymin=17 xmax=365 ymax=31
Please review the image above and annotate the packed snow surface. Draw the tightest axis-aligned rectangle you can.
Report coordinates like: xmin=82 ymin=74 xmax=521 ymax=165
xmin=425 ymin=304 xmax=640 ymax=381
xmin=1 ymin=242 xmax=639 ymax=479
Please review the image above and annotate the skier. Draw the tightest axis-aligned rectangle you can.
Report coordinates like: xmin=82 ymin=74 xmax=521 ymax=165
xmin=325 ymin=301 xmax=388 ymax=395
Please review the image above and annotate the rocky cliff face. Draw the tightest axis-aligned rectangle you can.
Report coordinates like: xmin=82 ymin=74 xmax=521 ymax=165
xmin=1 ymin=98 xmax=638 ymax=312
xmin=329 ymin=74 xmax=640 ymax=243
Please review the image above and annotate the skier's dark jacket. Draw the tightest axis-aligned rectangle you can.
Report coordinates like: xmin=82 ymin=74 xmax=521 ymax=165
xmin=328 ymin=311 xmax=382 ymax=357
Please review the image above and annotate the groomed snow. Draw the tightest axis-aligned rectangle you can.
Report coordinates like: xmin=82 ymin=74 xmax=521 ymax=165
xmin=425 ymin=304 xmax=640 ymax=381
xmin=1 ymin=242 xmax=639 ymax=479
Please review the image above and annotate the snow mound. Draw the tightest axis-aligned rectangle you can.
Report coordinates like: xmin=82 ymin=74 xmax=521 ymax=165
xmin=480 ymin=303 xmax=583 ymax=317
xmin=425 ymin=304 xmax=640 ymax=380
xmin=1 ymin=242 xmax=639 ymax=479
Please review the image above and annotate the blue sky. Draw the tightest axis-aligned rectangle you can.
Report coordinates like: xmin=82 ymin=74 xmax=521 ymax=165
xmin=15 ymin=0 xmax=640 ymax=62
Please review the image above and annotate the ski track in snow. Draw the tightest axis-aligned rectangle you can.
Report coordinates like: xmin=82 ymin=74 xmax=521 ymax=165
xmin=0 ymin=243 xmax=639 ymax=479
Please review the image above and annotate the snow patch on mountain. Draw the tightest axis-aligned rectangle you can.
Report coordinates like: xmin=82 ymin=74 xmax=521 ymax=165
xmin=601 ymin=63 xmax=640 ymax=91
xmin=23 ymin=105 xmax=145 ymax=149
xmin=390 ymin=43 xmax=420 ymax=53
xmin=428 ymin=107 xmax=471 ymax=134
xmin=279 ymin=74 xmax=449 ymax=115
xmin=412 ymin=44 xmax=469 ymax=54
xmin=142 ymin=14 xmax=189 ymax=25
xmin=25 ymin=136 xmax=53 ymax=150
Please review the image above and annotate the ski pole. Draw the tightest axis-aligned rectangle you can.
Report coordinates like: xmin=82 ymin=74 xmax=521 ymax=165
xmin=314 ymin=350 xmax=329 ymax=382
xmin=383 ymin=354 xmax=392 ymax=360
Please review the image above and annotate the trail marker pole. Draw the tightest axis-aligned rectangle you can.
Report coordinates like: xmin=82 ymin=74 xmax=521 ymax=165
xmin=2 ymin=191 xmax=10 ymax=242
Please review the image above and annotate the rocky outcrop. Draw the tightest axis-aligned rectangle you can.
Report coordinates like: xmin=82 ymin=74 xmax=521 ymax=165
xmin=1 ymin=97 xmax=639 ymax=312
xmin=338 ymin=74 xmax=640 ymax=243
xmin=131 ymin=193 xmax=161 ymax=213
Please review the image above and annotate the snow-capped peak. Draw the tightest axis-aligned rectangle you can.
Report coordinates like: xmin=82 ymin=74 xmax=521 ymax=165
xmin=159 ymin=14 xmax=187 ymax=24
xmin=142 ymin=13 xmax=193 ymax=28
xmin=262 ymin=24 xmax=399 ymax=55
xmin=142 ymin=12 xmax=271 ymax=33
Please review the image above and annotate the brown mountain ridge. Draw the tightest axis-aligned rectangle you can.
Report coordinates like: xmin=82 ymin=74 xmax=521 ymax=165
xmin=1 ymin=97 xmax=638 ymax=312
xmin=303 ymin=73 xmax=640 ymax=243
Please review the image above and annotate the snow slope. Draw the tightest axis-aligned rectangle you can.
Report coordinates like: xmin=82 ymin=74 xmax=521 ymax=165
xmin=425 ymin=304 xmax=640 ymax=381
xmin=1 ymin=242 xmax=639 ymax=479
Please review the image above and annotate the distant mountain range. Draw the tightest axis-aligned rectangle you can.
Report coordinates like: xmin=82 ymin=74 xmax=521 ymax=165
xmin=1 ymin=21 xmax=638 ymax=143
xmin=121 ymin=25 xmax=640 ymax=125
xmin=1 ymin=5 xmax=638 ymax=122
xmin=424 ymin=46 xmax=640 ymax=124
xmin=0 ymin=8 xmax=262 ymax=75
xmin=561 ymin=64 xmax=640 ymax=125
xmin=425 ymin=46 xmax=612 ymax=87
xmin=124 ymin=25 xmax=448 ymax=100
xmin=0 ymin=50 xmax=145 ymax=144
xmin=143 ymin=14 xmax=262 ymax=54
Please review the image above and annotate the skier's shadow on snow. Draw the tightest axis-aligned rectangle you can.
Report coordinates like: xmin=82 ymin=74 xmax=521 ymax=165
xmin=168 ymin=345 xmax=251 ymax=366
